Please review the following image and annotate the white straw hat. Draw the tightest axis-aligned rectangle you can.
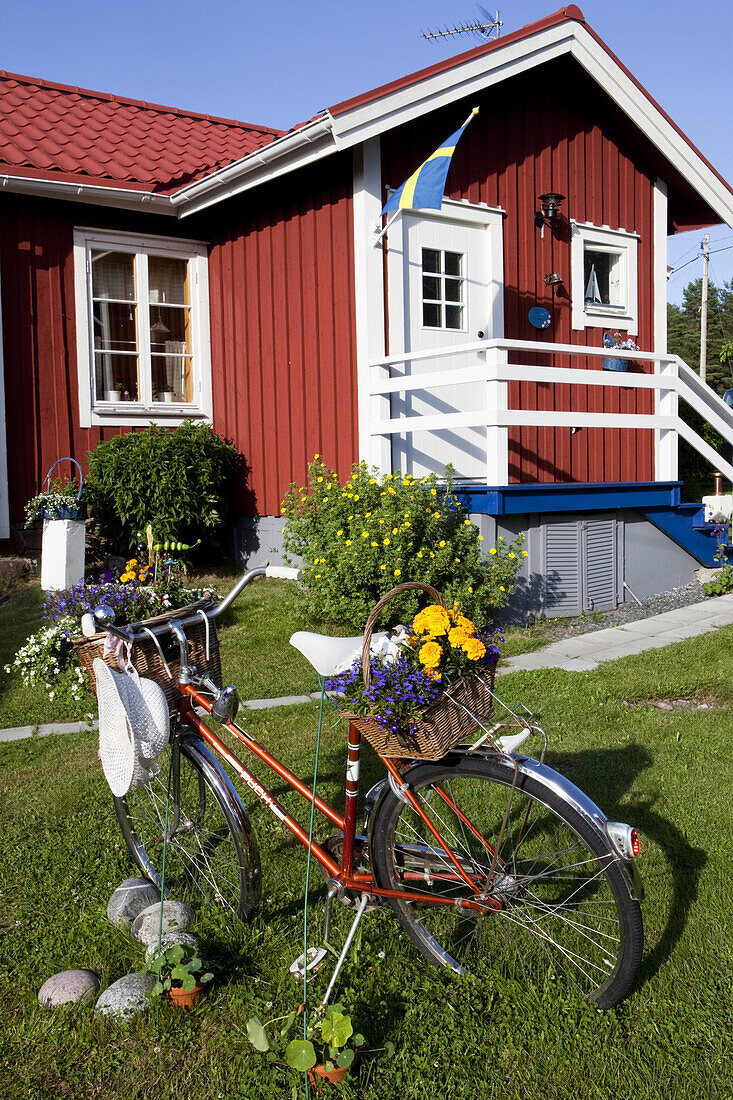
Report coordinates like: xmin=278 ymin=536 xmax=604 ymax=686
xmin=93 ymin=660 xmax=170 ymax=796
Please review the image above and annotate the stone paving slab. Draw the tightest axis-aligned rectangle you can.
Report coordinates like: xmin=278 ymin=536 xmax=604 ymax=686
xmin=0 ymin=726 xmax=34 ymax=743
xmin=37 ymin=720 xmax=98 ymax=737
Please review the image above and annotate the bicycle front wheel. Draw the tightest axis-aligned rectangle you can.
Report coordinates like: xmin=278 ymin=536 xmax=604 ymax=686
xmin=371 ymin=755 xmax=643 ymax=1008
xmin=114 ymin=734 xmax=260 ymax=920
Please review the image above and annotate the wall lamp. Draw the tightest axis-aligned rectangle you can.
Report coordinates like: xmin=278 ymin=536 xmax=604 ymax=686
xmin=534 ymin=192 xmax=565 ymax=229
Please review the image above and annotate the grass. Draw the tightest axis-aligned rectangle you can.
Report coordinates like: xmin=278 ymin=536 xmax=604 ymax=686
xmin=1 ymin=619 xmax=732 ymax=1099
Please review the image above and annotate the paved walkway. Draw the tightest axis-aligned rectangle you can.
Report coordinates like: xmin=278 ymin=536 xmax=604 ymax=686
xmin=3 ymin=595 xmax=733 ymax=744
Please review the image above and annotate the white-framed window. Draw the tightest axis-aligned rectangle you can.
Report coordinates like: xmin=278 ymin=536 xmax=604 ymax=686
xmin=571 ymin=222 xmax=638 ymax=334
xmin=73 ymin=228 xmax=212 ymax=427
xmin=421 ymin=247 xmax=466 ymax=330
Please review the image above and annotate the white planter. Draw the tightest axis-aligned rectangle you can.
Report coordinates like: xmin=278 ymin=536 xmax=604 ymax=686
xmin=41 ymin=518 xmax=86 ymax=591
xmin=157 ymin=391 xmax=174 ymax=403
xmin=105 ymin=390 xmax=121 ymax=402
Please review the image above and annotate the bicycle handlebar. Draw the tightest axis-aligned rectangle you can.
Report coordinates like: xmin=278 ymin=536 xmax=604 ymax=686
xmin=81 ymin=563 xmax=302 ymax=643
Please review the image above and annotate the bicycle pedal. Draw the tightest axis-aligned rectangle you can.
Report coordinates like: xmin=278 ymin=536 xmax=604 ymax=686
xmin=289 ymin=946 xmax=328 ymax=983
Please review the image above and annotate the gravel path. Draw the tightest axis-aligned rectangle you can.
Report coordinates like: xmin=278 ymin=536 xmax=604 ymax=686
xmin=524 ymin=582 xmax=712 ymax=642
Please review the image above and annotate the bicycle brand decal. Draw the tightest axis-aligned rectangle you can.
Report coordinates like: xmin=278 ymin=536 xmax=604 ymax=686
xmin=241 ymin=769 xmax=287 ymax=821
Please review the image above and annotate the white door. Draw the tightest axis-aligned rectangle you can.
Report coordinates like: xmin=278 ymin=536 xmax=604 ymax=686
xmin=387 ymin=204 xmax=503 ymax=480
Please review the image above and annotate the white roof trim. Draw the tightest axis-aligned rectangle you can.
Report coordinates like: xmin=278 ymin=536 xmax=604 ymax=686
xmin=0 ymin=173 xmax=175 ymax=215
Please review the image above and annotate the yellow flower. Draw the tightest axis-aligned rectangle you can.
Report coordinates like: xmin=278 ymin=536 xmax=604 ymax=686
xmin=478 ymin=535 xmax=484 ymax=541
xmin=439 ymin=540 xmax=446 ymax=548
xmin=508 ymin=552 xmax=515 ymax=559
xmin=418 ymin=641 xmax=442 ymax=669
xmin=468 ymin=586 xmax=473 ymax=593
xmin=326 ymin=483 xmax=332 ymax=489
xmin=499 ymin=536 xmax=504 ymax=541
xmin=366 ymin=511 xmax=372 ymax=517
xmin=462 ymin=637 xmax=486 ymax=661
xmin=431 ymin=489 xmax=437 ymax=496
xmin=362 ymin=531 xmax=369 ymax=538
xmin=417 ymin=551 xmax=423 ymax=558
xmin=369 ymin=478 xmax=376 ymax=484
xmin=387 ymin=487 xmax=396 ymax=495
xmin=371 ymin=541 xmax=378 ymax=547
xmin=392 ymin=527 xmax=398 ymax=535
xmin=448 ymin=627 xmax=471 ymax=648
xmin=126 ymin=559 xmax=137 ymax=568
xmin=317 ymin=476 xmax=323 ymax=483
xmin=315 ymin=573 xmax=321 ymax=579
xmin=345 ymin=539 xmax=352 ymax=546
xmin=393 ymin=568 xmax=401 ymax=576
xmin=314 ymin=453 xmax=320 ymax=459
xmin=500 ymin=585 xmax=505 ymax=592
xmin=523 ymin=550 xmax=529 ymax=557
xmin=380 ymin=564 xmax=386 ymax=570
xmin=354 ymin=494 xmax=360 ymax=501
xmin=489 ymin=547 xmax=496 ymax=555
xmin=413 ymin=605 xmax=451 ymax=637
xmin=337 ymin=529 xmax=343 ymax=536
xmin=383 ymin=538 xmax=390 ymax=546
xmin=323 ymin=497 xmax=328 ymax=502
xmin=433 ymin=512 xmax=440 ymax=519
xmin=464 ymin=519 xmax=471 ymax=526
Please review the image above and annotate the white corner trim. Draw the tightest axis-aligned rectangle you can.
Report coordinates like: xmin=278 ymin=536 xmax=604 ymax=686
xmin=0 ymin=263 xmax=9 ymax=538
xmin=353 ymin=139 xmax=388 ymax=471
xmin=653 ymin=179 xmax=668 ymax=354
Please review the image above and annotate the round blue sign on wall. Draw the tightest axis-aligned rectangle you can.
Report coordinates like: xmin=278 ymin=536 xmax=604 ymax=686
xmin=528 ymin=306 xmax=552 ymax=329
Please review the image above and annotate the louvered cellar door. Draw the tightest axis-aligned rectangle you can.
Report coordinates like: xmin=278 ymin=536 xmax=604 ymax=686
xmin=542 ymin=515 xmax=618 ymax=615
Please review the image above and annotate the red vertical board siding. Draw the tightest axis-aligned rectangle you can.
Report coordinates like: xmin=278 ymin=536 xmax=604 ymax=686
xmin=380 ymin=58 xmax=658 ymax=487
xmin=206 ymin=153 xmax=357 ymax=516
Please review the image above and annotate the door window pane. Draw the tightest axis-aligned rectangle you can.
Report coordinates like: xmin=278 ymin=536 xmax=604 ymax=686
xmin=421 ymin=248 xmax=465 ymax=330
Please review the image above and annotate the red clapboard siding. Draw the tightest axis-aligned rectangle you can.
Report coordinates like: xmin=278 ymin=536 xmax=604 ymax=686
xmin=206 ymin=153 xmax=358 ymax=516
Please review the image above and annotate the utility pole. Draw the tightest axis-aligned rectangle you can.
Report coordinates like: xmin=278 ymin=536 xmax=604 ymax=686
xmin=700 ymin=232 xmax=710 ymax=383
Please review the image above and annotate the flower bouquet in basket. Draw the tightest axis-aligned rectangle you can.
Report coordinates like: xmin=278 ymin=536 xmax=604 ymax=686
xmin=327 ymin=583 xmax=503 ymax=760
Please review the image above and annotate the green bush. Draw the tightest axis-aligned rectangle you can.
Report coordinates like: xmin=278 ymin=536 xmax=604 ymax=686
xmin=86 ymin=422 xmax=239 ymax=555
xmin=281 ymin=457 xmax=525 ymax=629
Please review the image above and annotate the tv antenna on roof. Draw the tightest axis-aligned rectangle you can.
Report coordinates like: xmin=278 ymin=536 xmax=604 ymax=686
xmin=422 ymin=7 xmax=502 ymax=43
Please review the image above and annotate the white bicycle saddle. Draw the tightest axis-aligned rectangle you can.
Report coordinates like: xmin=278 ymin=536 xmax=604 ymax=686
xmin=289 ymin=631 xmax=388 ymax=679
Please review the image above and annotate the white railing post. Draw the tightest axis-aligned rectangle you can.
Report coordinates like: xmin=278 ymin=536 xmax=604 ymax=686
xmin=485 ymin=342 xmax=508 ymax=485
xmin=655 ymin=355 xmax=678 ymax=481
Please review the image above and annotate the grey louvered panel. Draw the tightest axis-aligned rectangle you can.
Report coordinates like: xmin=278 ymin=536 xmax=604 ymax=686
xmin=583 ymin=518 xmax=617 ymax=611
xmin=544 ymin=522 xmax=581 ymax=615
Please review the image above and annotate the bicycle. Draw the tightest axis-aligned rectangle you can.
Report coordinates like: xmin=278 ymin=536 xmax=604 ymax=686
xmin=81 ymin=565 xmax=645 ymax=1010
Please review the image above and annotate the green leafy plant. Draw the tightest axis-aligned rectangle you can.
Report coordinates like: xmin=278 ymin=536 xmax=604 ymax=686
xmin=24 ymin=477 xmax=85 ymax=525
xmin=3 ymin=617 xmax=87 ymax=704
xmin=246 ymin=1003 xmax=366 ymax=1084
xmin=139 ymin=943 xmax=213 ymax=999
xmin=281 ymin=457 xmax=525 ymax=629
xmin=701 ymin=527 xmax=733 ymax=596
xmin=85 ymin=421 xmax=239 ymax=554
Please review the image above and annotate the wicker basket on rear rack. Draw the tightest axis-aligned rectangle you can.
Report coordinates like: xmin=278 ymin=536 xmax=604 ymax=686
xmin=341 ymin=582 xmax=496 ymax=761
xmin=74 ymin=596 xmax=222 ymax=719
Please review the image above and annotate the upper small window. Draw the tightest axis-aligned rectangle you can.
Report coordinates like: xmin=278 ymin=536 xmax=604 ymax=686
xmin=571 ymin=223 xmax=638 ymax=334
xmin=422 ymin=247 xmax=465 ymax=330
xmin=74 ymin=228 xmax=212 ymax=427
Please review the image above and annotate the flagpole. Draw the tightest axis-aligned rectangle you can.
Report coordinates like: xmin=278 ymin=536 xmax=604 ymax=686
xmin=373 ymin=208 xmax=401 ymax=247
xmin=373 ymin=106 xmax=479 ymax=248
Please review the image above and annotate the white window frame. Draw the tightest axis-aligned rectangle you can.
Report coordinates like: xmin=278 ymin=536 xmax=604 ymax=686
xmin=73 ymin=227 xmax=213 ymax=427
xmin=571 ymin=222 xmax=638 ymax=335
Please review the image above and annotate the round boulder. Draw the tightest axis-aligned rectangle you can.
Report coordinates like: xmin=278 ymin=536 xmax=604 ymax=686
xmin=38 ymin=969 xmax=100 ymax=1008
xmin=107 ymin=877 xmax=161 ymax=929
xmin=145 ymin=931 xmax=199 ymax=963
xmin=95 ymin=973 xmax=156 ymax=1019
xmin=131 ymin=900 xmax=193 ymax=946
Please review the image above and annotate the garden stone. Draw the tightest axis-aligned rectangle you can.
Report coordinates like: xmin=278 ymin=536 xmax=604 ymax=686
xmin=38 ymin=969 xmax=99 ymax=1008
xmin=95 ymin=973 xmax=155 ymax=1018
xmin=107 ymin=877 xmax=161 ymax=929
xmin=145 ymin=932 xmax=198 ymax=962
xmin=131 ymin=900 xmax=193 ymax=946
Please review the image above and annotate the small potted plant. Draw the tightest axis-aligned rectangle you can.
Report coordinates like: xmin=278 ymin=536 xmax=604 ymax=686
xmin=105 ymin=381 xmax=123 ymax=402
xmin=157 ymin=386 xmax=175 ymax=403
xmin=247 ymin=1003 xmax=366 ymax=1086
xmin=140 ymin=942 xmax=213 ymax=1010
xmin=602 ymin=331 xmax=640 ymax=371
xmin=25 ymin=460 xmax=87 ymax=524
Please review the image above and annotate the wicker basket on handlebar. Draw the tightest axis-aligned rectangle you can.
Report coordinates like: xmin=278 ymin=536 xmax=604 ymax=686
xmin=341 ymin=582 xmax=496 ymax=761
xmin=74 ymin=596 xmax=222 ymax=718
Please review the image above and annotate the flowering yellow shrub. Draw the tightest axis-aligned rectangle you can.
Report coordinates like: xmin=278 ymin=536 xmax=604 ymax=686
xmin=281 ymin=457 xmax=525 ymax=629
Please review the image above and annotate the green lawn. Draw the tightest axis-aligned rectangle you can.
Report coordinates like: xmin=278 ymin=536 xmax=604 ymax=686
xmin=1 ymin=621 xmax=731 ymax=1099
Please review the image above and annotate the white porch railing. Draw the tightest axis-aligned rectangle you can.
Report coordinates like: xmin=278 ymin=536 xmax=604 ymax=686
xmin=367 ymin=337 xmax=733 ymax=484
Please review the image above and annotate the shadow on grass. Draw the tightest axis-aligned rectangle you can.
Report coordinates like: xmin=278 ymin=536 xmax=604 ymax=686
xmin=548 ymin=742 xmax=707 ymax=988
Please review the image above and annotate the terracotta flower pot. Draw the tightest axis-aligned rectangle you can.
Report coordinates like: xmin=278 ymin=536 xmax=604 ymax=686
xmin=166 ymin=981 xmax=207 ymax=1010
xmin=307 ymin=1052 xmax=357 ymax=1087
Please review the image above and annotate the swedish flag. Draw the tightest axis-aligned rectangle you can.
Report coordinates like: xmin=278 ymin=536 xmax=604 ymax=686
xmin=382 ymin=108 xmax=479 ymax=215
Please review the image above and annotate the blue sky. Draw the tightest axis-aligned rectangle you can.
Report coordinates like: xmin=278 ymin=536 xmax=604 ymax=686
xmin=4 ymin=0 xmax=732 ymax=302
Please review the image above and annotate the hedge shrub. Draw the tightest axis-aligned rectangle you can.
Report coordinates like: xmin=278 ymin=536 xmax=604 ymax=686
xmin=86 ymin=422 xmax=238 ymax=555
xmin=281 ymin=457 xmax=525 ymax=629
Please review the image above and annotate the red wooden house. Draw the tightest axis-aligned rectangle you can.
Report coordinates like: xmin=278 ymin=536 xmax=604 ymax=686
xmin=2 ymin=5 xmax=732 ymax=614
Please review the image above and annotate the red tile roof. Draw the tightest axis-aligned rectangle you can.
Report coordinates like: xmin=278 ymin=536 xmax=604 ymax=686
xmin=0 ymin=71 xmax=283 ymax=194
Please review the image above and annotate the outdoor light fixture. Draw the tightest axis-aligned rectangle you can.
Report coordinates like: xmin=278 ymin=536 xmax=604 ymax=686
xmin=534 ymin=192 xmax=565 ymax=229
xmin=544 ymin=272 xmax=563 ymax=287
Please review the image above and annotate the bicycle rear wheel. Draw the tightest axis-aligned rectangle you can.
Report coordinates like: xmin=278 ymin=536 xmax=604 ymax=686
xmin=371 ymin=754 xmax=643 ymax=1008
xmin=114 ymin=733 xmax=260 ymax=920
